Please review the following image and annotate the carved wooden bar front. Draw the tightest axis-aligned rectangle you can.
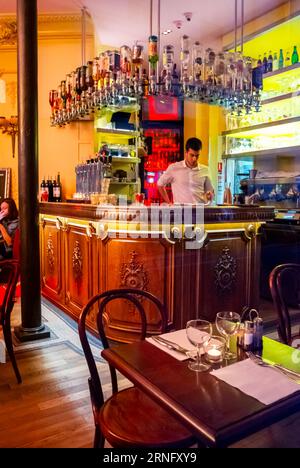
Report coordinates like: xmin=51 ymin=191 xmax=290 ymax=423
xmin=40 ymin=203 xmax=274 ymax=338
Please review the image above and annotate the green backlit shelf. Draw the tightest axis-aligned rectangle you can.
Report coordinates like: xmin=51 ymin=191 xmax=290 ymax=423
xmin=262 ymin=90 xmax=300 ymax=105
xmin=109 ymin=181 xmax=138 ymax=185
xmin=263 ymin=62 xmax=300 ymax=80
xmin=111 ymin=157 xmax=140 ymax=163
xmin=222 ymin=116 xmax=300 ymax=137
xmin=247 ymin=176 xmax=300 ymax=185
xmin=96 ymin=128 xmax=139 ymax=137
xmin=223 ymin=145 xmax=300 ymax=160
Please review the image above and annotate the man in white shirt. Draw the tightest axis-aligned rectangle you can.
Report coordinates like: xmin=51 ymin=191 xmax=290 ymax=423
xmin=157 ymin=137 xmax=214 ymax=204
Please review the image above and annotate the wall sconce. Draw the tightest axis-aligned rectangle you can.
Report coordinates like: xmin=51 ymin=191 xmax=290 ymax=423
xmin=0 ymin=115 xmax=18 ymax=158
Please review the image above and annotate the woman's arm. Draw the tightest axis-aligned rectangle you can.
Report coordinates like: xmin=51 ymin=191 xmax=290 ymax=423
xmin=0 ymin=223 xmax=12 ymax=246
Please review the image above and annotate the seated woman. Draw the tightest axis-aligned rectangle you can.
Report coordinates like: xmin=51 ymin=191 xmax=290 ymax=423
xmin=0 ymin=198 xmax=19 ymax=260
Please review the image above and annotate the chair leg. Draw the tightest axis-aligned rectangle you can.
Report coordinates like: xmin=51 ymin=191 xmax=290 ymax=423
xmin=94 ymin=425 xmax=105 ymax=448
xmin=2 ymin=323 xmax=22 ymax=384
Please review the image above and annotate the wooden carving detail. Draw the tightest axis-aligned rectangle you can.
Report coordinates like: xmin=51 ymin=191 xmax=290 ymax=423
xmin=72 ymin=241 xmax=83 ymax=282
xmin=215 ymin=247 xmax=237 ymax=293
xmin=46 ymin=233 xmax=55 ymax=274
xmin=120 ymin=251 xmax=149 ymax=316
xmin=120 ymin=251 xmax=149 ymax=290
xmin=0 ymin=21 xmax=17 ymax=45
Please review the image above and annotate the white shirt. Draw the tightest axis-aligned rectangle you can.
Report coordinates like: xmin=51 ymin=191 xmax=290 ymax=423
xmin=157 ymin=161 xmax=214 ymax=203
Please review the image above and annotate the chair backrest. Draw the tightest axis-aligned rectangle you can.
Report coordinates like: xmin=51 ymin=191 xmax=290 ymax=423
xmin=0 ymin=260 xmax=20 ymax=326
xmin=78 ymin=288 xmax=168 ymax=411
xmin=12 ymin=228 xmax=20 ymax=261
xmin=269 ymin=263 xmax=300 ymax=345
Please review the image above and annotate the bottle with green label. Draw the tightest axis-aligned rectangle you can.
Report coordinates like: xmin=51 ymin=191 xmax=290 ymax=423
xmin=292 ymin=46 xmax=299 ymax=64
xmin=278 ymin=49 xmax=284 ymax=69
xmin=273 ymin=52 xmax=278 ymax=71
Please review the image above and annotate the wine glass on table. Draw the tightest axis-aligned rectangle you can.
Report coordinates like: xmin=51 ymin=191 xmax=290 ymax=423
xmin=186 ymin=319 xmax=212 ymax=372
xmin=215 ymin=311 xmax=241 ymax=360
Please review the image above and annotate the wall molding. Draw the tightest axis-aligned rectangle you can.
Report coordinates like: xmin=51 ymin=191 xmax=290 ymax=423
xmin=0 ymin=13 xmax=94 ymax=49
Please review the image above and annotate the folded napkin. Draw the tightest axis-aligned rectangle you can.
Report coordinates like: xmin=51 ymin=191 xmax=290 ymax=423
xmin=211 ymin=358 xmax=300 ymax=405
xmin=147 ymin=329 xmax=197 ymax=361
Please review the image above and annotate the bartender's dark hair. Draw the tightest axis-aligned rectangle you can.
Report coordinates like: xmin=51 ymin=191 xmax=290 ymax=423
xmin=186 ymin=138 xmax=202 ymax=152
xmin=1 ymin=198 xmax=19 ymax=220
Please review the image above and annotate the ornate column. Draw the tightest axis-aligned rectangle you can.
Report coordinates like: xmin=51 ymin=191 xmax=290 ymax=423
xmin=14 ymin=0 xmax=50 ymax=342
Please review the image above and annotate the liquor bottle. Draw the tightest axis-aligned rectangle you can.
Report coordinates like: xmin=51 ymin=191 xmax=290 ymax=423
xmin=47 ymin=176 xmax=53 ymax=202
xmin=40 ymin=177 xmax=48 ymax=202
xmin=285 ymin=51 xmax=291 ymax=68
xmin=267 ymin=51 xmax=273 ymax=72
xmin=278 ymin=49 xmax=284 ymax=69
xmin=53 ymin=173 xmax=62 ymax=202
xmin=262 ymin=53 xmax=268 ymax=73
xmin=52 ymin=178 xmax=58 ymax=202
xmin=292 ymin=46 xmax=299 ymax=64
xmin=141 ymin=69 xmax=149 ymax=96
xmin=272 ymin=52 xmax=278 ymax=71
xmin=257 ymin=55 xmax=262 ymax=67
xmin=57 ymin=172 xmax=62 ymax=202
xmin=148 ymin=36 xmax=159 ymax=68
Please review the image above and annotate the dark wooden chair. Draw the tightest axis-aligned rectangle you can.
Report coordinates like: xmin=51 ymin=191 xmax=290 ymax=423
xmin=0 ymin=260 xmax=22 ymax=383
xmin=269 ymin=263 xmax=300 ymax=347
xmin=79 ymin=288 xmax=196 ymax=449
xmin=12 ymin=228 xmax=21 ymax=298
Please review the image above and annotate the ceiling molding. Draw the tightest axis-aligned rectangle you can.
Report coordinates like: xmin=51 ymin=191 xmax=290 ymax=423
xmin=0 ymin=20 xmax=17 ymax=46
xmin=0 ymin=13 xmax=94 ymax=49
xmin=38 ymin=13 xmax=82 ymax=24
xmin=0 ymin=13 xmax=82 ymax=22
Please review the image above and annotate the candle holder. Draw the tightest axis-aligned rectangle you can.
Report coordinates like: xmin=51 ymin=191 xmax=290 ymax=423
xmin=0 ymin=115 xmax=18 ymax=158
xmin=203 ymin=336 xmax=226 ymax=364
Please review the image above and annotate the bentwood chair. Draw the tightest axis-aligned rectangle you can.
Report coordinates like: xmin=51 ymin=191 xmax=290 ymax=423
xmin=0 ymin=260 xmax=21 ymax=383
xmin=79 ymin=288 xmax=196 ymax=449
xmin=269 ymin=263 xmax=300 ymax=347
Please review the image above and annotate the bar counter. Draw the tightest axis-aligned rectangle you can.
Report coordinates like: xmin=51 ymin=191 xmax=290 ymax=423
xmin=39 ymin=203 xmax=275 ymax=340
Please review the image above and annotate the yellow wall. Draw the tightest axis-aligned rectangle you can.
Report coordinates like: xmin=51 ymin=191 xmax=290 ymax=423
xmin=184 ymin=101 xmax=225 ymax=188
xmin=222 ymin=1 xmax=295 ymax=50
xmin=0 ymin=13 xmax=95 ymax=202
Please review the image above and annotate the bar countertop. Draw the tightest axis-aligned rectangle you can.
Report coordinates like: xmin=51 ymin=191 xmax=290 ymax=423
xmin=40 ymin=202 xmax=275 ymax=224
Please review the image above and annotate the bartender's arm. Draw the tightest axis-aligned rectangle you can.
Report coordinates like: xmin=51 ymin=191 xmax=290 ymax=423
xmin=157 ymin=167 xmax=174 ymax=204
xmin=204 ymin=176 xmax=215 ymax=202
xmin=158 ymin=186 xmax=172 ymax=204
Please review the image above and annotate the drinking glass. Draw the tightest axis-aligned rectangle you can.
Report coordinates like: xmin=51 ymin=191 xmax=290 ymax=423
xmin=215 ymin=311 xmax=241 ymax=360
xmin=186 ymin=319 xmax=212 ymax=372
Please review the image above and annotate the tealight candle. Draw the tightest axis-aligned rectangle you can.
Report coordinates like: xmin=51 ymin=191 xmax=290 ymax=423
xmin=207 ymin=348 xmax=222 ymax=362
xmin=204 ymin=336 xmax=226 ymax=363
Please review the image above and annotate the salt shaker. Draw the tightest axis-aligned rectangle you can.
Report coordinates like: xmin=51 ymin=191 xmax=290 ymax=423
xmin=243 ymin=321 xmax=254 ymax=352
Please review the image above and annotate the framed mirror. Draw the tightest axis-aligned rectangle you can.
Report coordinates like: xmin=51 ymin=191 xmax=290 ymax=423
xmin=0 ymin=168 xmax=11 ymax=202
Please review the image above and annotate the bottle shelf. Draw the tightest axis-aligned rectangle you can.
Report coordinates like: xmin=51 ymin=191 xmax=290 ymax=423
xmin=110 ymin=181 xmax=138 ymax=185
xmin=111 ymin=156 xmax=140 ymax=163
xmin=222 ymin=116 xmax=300 ymax=137
xmin=263 ymin=61 xmax=300 ymax=80
xmin=96 ymin=128 xmax=139 ymax=137
xmin=223 ymin=145 xmax=300 ymax=160
xmin=246 ymin=177 xmax=300 ymax=185
xmin=262 ymin=90 xmax=300 ymax=105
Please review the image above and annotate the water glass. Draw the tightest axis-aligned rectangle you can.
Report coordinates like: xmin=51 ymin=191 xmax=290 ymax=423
xmin=215 ymin=311 xmax=241 ymax=360
xmin=186 ymin=319 xmax=212 ymax=372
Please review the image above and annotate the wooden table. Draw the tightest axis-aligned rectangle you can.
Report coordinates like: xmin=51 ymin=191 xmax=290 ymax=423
xmin=102 ymin=337 xmax=300 ymax=447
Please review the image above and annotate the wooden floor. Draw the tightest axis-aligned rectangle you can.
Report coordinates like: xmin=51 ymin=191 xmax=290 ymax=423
xmin=0 ymin=305 xmax=300 ymax=448
xmin=0 ymin=342 xmax=95 ymax=448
